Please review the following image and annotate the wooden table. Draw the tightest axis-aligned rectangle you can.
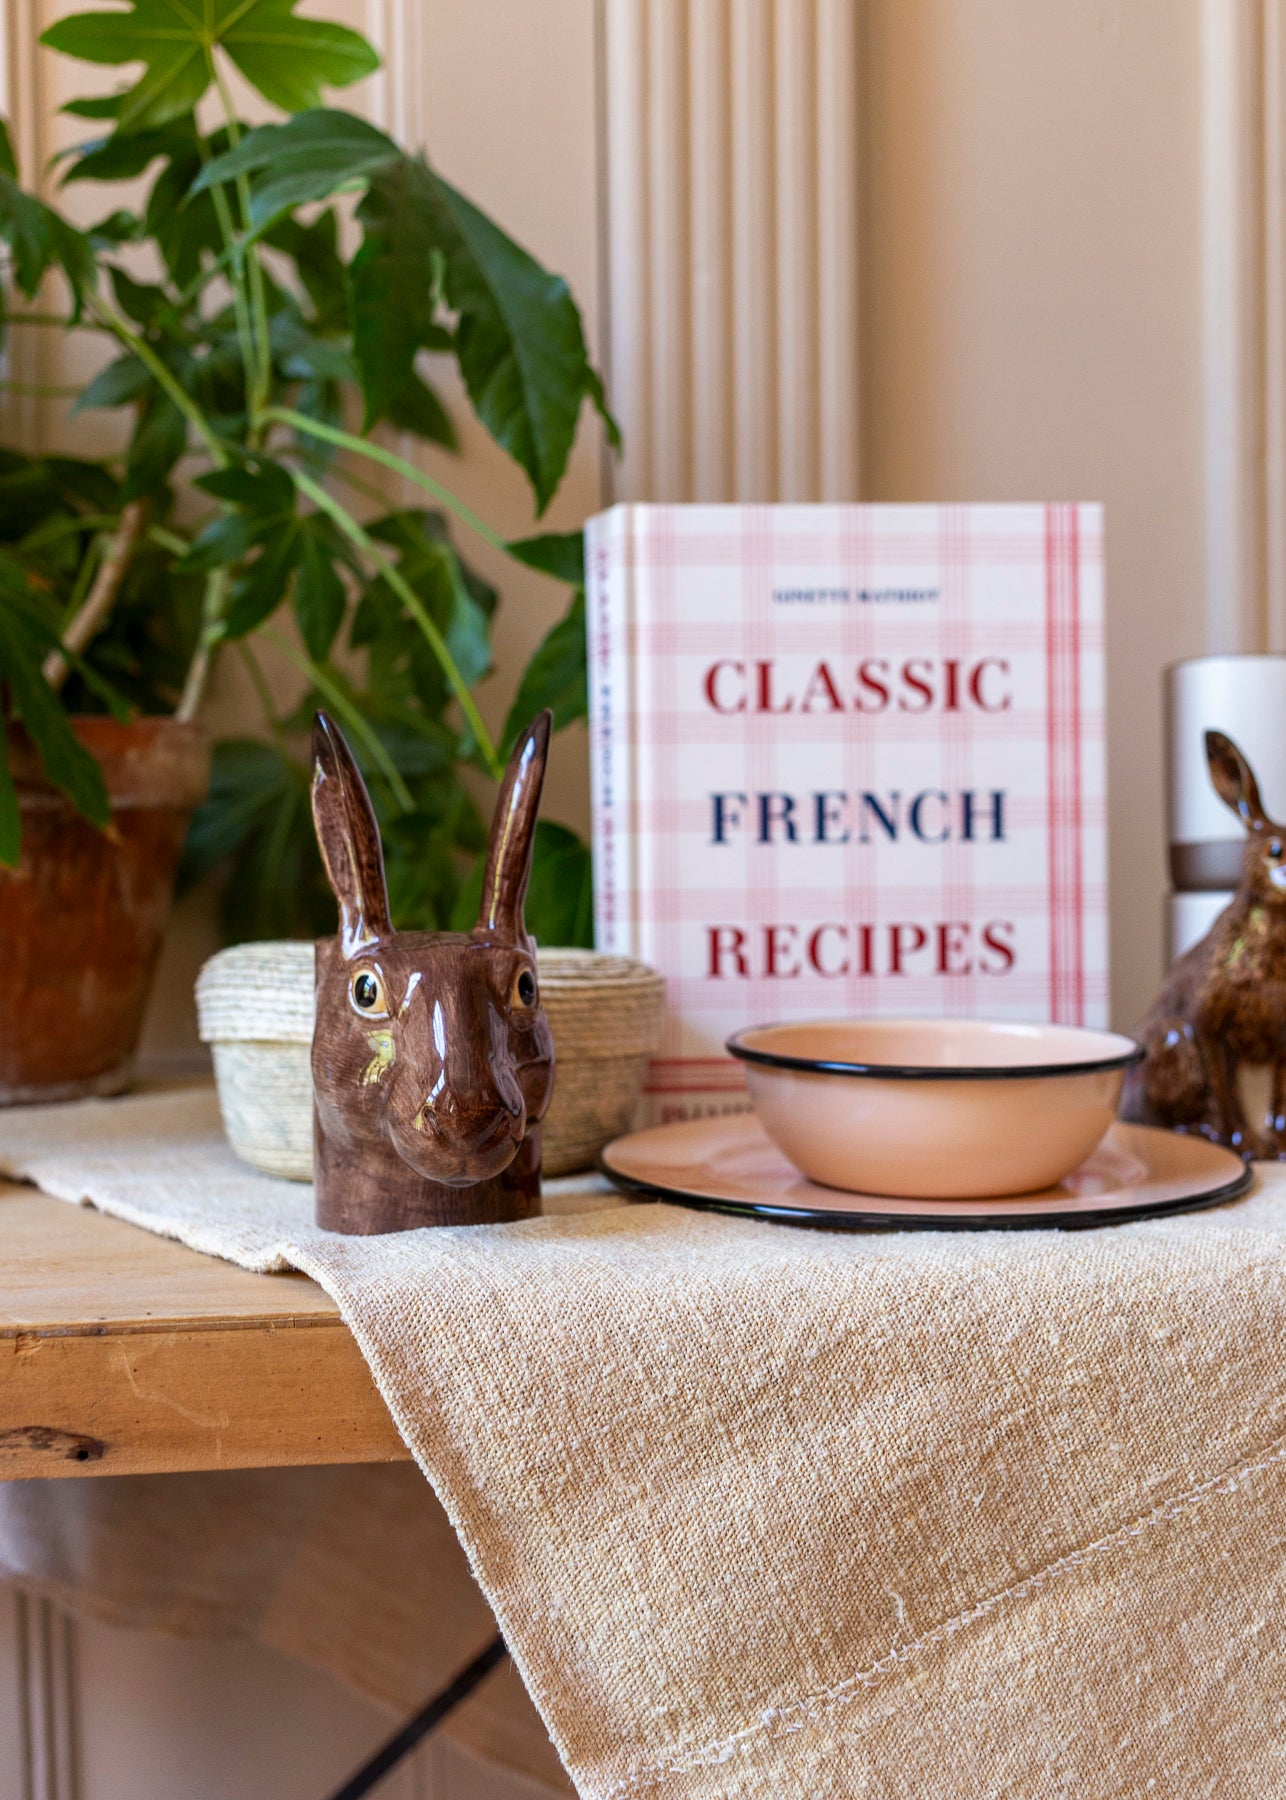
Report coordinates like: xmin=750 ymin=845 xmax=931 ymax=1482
xmin=0 ymin=1179 xmax=409 ymax=1481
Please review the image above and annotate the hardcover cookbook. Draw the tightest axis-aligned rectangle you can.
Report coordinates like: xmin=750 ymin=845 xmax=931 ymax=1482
xmin=586 ymin=502 xmax=1106 ymax=1123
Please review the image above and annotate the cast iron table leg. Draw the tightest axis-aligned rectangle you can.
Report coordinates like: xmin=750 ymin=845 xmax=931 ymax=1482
xmin=323 ymin=1634 xmax=508 ymax=1799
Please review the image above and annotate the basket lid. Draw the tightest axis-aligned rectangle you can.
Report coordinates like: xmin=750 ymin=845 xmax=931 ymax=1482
xmin=196 ymin=940 xmax=315 ymax=1044
xmin=196 ymin=941 xmax=664 ymax=1044
xmin=535 ymin=948 xmax=664 ymax=993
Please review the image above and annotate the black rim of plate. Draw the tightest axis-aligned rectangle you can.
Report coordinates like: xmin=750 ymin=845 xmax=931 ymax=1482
xmin=598 ymin=1154 xmax=1254 ymax=1233
xmin=725 ymin=1025 xmax=1146 ymax=1082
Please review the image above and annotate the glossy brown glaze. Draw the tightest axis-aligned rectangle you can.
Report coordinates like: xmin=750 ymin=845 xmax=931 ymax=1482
xmin=1122 ymin=730 xmax=1286 ymax=1158
xmin=0 ymin=718 xmax=209 ymax=1105
xmin=310 ymin=710 xmax=555 ymax=1232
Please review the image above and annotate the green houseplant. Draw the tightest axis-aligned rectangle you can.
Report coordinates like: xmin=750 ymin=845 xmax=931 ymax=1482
xmin=0 ymin=0 xmax=611 ymax=1101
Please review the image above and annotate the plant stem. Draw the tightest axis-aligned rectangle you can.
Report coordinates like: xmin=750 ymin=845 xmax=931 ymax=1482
xmin=86 ymin=295 xmax=229 ymax=469
xmin=42 ymin=500 xmax=148 ymax=692
xmin=210 ymin=55 xmax=273 ymax=431
xmin=147 ymin=523 xmax=190 ymax=558
xmin=177 ymin=566 xmax=229 ymax=721
xmin=60 ymin=530 xmax=102 ymax=634
xmin=265 ymin=408 xmax=506 ymax=554
xmin=196 ymin=115 xmax=259 ymax=428
xmin=290 ymin=466 xmax=503 ymax=780
xmin=260 ymin=627 xmax=415 ymax=811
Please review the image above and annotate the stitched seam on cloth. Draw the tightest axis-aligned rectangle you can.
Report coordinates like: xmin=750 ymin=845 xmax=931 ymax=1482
xmin=603 ymin=1430 xmax=1286 ymax=1797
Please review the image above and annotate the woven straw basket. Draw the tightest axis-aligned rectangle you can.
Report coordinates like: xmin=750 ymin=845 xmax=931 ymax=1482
xmin=195 ymin=942 xmax=664 ymax=1181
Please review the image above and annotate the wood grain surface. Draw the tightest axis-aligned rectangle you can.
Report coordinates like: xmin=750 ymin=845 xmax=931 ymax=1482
xmin=0 ymin=1182 xmax=410 ymax=1480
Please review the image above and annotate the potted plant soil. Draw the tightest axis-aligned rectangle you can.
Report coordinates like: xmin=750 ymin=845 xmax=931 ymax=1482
xmin=0 ymin=0 xmax=610 ymax=1102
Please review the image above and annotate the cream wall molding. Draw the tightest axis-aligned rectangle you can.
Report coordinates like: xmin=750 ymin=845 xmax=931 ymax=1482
xmin=1201 ymin=0 xmax=1286 ymax=653
xmin=598 ymin=0 xmax=861 ymax=504
xmin=14 ymin=1595 xmax=80 ymax=1800
xmin=0 ymin=0 xmax=51 ymax=451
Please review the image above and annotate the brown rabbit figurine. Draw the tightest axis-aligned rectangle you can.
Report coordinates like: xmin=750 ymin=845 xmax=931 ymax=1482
xmin=310 ymin=708 xmax=556 ymax=1232
xmin=1121 ymin=729 xmax=1286 ymax=1159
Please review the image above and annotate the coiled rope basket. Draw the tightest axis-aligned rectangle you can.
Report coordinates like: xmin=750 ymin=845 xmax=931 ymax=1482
xmin=195 ymin=942 xmax=665 ymax=1180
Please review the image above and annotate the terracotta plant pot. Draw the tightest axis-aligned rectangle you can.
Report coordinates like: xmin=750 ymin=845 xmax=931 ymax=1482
xmin=0 ymin=717 xmax=209 ymax=1105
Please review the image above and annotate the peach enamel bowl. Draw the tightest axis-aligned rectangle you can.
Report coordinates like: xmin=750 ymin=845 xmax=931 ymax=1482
xmin=726 ymin=1019 xmax=1145 ymax=1200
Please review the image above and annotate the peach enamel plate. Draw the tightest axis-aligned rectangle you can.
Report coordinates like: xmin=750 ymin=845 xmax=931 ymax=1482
xmin=600 ymin=1115 xmax=1253 ymax=1230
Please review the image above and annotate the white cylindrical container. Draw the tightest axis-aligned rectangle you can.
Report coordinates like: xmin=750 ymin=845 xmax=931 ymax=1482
xmin=1167 ymin=889 xmax=1233 ymax=964
xmin=1161 ymin=663 xmax=1276 ymax=1125
xmin=1167 ymin=655 xmax=1286 ymax=891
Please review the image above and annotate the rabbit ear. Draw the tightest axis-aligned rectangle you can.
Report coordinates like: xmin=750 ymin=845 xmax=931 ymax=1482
xmin=311 ymin=712 xmax=393 ymax=955
xmin=477 ymin=710 xmax=552 ymax=942
xmin=1206 ymin=730 xmax=1269 ymax=829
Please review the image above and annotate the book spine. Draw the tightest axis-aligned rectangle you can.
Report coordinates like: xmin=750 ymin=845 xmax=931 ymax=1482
xmin=587 ymin=509 xmax=637 ymax=955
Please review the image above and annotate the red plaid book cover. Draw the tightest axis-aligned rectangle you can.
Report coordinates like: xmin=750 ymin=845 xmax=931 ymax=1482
xmin=586 ymin=503 xmax=1106 ymax=1125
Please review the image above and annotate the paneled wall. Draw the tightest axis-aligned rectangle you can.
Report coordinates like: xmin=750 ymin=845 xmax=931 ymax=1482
xmin=0 ymin=0 xmax=1262 ymax=1795
xmin=601 ymin=0 xmax=861 ymax=502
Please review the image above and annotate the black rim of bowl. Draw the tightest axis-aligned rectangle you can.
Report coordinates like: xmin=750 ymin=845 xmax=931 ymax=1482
xmin=725 ymin=1024 xmax=1147 ymax=1082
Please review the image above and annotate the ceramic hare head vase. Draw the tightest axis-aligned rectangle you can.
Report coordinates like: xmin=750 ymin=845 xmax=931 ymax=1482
xmin=310 ymin=708 xmax=556 ymax=1232
xmin=1122 ymin=729 xmax=1286 ymax=1160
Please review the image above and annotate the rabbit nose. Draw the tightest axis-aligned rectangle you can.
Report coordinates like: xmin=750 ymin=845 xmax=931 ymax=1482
xmin=414 ymin=1077 xmax=523 ymax=1137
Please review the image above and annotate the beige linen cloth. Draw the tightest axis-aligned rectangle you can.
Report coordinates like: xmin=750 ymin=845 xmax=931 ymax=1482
xmin=3 ymin=1085 xmax=1286 ymax=1797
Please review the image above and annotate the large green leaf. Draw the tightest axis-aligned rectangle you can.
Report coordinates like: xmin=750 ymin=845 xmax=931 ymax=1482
xmin=75 ymin=353 xmax=150 ymax=411
xmin=222 ymin=523 xmax=302 ymax=638
xmin=351 ymin=156 xmax=439 ymax=430
xmin=502 ymin=591 xmax=587 ymax=750
xmin=417 ymin=172 xmax=595 ymax=513
xmin=270 ymin=311 xmax=358 ymax=386
xmin=381 ymin=809 xmax=467 ymax=931
xmin=42 ymin=4 xmax=207 ymax=133
xmin=180 ymin=509 xmax=277 ymax=573
xmin=221 ymin=3 xmax=379 ymax=116
xmin=358 ymin=513 xmax=495 ymax=719
xmin=63 ymin=94 xmax=128 ymax=121
xmin=122 ymin=391 xmax=186 ymax=500
xmin=108 ymin=264 xmax=172 ymax=329
xmin=439 ymin=550 xmax=492 ymax=692
xmin=87 ymin=207 xmax=141 ymax=247
xmin=42 ymin=3 xmax=379 ymax=134
xmin=264 ymin=210 xmax=348 ymax=328
xmin=193 ymin=110 xmax=397 ymax=221
xmin=451 ymin=819 xmax=592 ymax=948
xmin=525 ymin=821 xmax=593 ymax=947
xmin=194 ymin=458 xmax=295 ymax=514
xmin=145 ymin=147 xmax=221 ymax=289
xmin=293 ymin=515 xmax=347 ymax=660
xmin=60 ymin=119 xmax=224 ymax=287
xmin=180 ymin=736 xmax=334 ymax=942
xmin=67 ymin=539 xmax=205 ymax=718
xmin=385 ymin=371 xmax=456 ymax=451
xmin=507 ymin=531 xmax=585 ymax=587
xmin=0 ymin=583 xmax=111 ymax=838
xmin=0 ymin=174 xmax=94 ymax=305
xmin=59 ymin=120 xmax=190 ymax=185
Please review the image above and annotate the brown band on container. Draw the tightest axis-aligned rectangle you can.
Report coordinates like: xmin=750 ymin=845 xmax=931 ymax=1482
xmin=1169 ymin=840 xmax=1244 ymax=891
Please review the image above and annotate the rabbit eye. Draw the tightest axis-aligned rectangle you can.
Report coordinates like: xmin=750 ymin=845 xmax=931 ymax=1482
xmin=351 ymin=969 xmax=387 ymax=1014
xmin=1270 ymin=841 xmax=1284 ymax=860
xmin=513 ymin=968 xmax=538 ymax=1010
